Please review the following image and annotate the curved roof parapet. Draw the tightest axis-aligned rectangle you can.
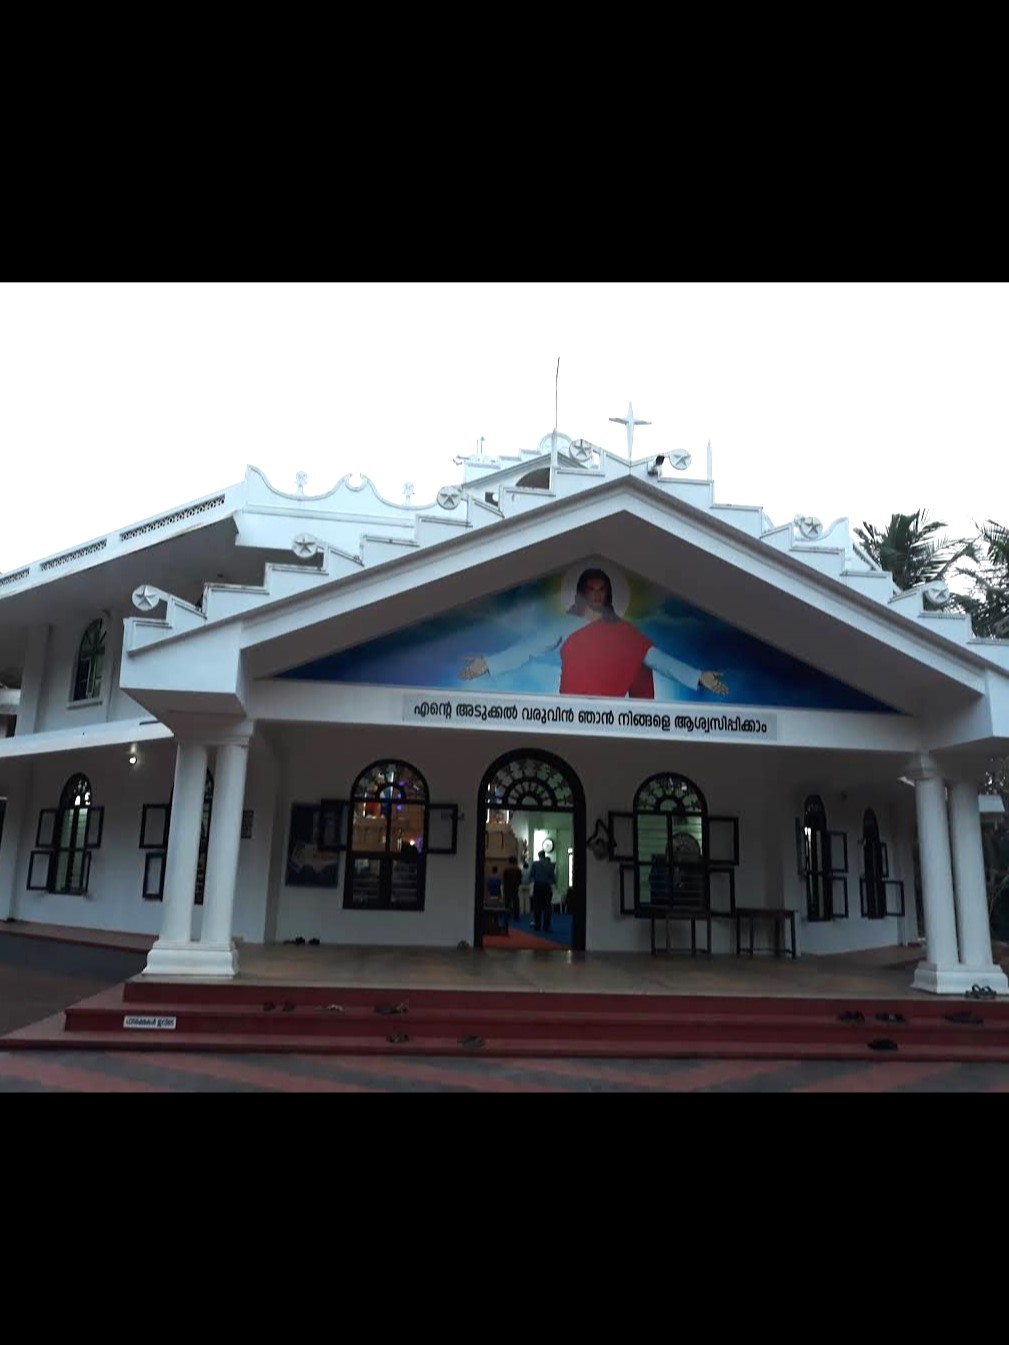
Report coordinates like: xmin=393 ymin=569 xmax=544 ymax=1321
xmin=244 ymin=465 xmax=436 ymax=513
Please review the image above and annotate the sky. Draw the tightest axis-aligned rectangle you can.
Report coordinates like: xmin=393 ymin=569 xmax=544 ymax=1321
xmin=0 ymin=281 xmax=1005 ymax=574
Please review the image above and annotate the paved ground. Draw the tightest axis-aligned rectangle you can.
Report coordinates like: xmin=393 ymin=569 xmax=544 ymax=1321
xmin=3 ymin=928 xmax=1009 ymax=1091
xmin=0 ymin=932 xmax=149 ymax=1036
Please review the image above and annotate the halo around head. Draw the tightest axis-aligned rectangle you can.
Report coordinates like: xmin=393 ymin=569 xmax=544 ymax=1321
xmin=560 ymin=560 xmax=629 ymax=617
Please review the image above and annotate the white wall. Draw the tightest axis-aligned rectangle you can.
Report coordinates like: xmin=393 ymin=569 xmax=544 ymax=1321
xmin=4 ymin=732 xmax=275 ymax=943
xmin=781 ymin=787 xmax=919 ymax=955
xmin=14 ymin=741 xmax=178 ymax=936
xmin=257 ymin=724 xmax=924 ymax=955
xmin=31 ymin=610 xmax=146 ymax=734
xmin=0 ymin=719 xmax=939 ymax=958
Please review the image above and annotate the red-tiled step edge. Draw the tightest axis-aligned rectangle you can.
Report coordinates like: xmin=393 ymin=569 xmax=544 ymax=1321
xmin=120 ymin=979 xmax=1009 ymax=1019
xmin=3 ymin=982 xmax=1009 ymax=1062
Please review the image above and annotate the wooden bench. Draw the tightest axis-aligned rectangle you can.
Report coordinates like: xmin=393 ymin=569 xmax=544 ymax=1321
xmin=482 ymin=903 xmax=510 ymax=935
xmin=644 ymin=903 xmax=712 ymax=957
xmin=734 ymin=906 xmax=796 ymax=958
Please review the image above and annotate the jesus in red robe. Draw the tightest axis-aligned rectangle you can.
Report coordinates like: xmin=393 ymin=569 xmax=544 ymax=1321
xmin=460 ymin=568 xmax=728 ymax=700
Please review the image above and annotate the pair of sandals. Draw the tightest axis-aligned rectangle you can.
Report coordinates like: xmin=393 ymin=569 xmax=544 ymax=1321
xmin=283 ymin=936 xmax=320 ymax=946
xmin=263 ymin=1001 xmax=296 ymax=1012
xmin=384 ymin=1032 xmax=484 ymax=1047
xmin=374 ymin=1001 xmax=409 ymax=1016
xmin=838 ymin=1010 xmax=905 ymax=1024
xmin=966 ymin=984 xmax=997 ymax=1000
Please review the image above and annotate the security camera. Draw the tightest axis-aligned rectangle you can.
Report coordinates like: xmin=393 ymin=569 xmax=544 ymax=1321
xmin=646 ymin=455 xmax=665 ymax=477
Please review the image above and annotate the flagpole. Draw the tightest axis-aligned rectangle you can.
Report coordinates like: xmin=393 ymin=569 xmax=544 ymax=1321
xmin=551 ymin=356 xmax=560 ymax=484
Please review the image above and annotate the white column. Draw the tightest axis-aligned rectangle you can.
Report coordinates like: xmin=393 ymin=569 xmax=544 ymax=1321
xmin=948 ymin=779 xmax=1008 ymax=993
xmin=909 ymin=756 xmax=1008 ymax=995
xmin=912 ymin=770 xmax=958 ymax=965
xmin=199 ymin=739 xmax=250 ymax=969
xmin=142 ymin=740 xmax=208 ymax=975
xmin=0 ymin=761 xmax=33 ymax=921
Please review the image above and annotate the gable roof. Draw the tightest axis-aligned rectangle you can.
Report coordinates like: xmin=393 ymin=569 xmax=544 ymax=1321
xmin=3 ymin=431 xmax=1006 ymax=730
xmin=117 ymin=470 xmax=1008 ymax=727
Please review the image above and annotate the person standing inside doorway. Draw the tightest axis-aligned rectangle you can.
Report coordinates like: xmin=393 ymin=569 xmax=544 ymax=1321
xmin=530 ymin=849 xmax=556 ymax=932
xmin=502 ymin=855 xmax=523 ymax=924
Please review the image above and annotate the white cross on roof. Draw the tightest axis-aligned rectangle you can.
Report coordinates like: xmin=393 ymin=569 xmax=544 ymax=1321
xmin=608 ymin=402 xmax=651 ymax=457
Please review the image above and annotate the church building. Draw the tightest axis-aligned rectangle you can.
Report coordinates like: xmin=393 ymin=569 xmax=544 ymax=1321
xmin=0 ymin=423 xmax=1006 ymax=996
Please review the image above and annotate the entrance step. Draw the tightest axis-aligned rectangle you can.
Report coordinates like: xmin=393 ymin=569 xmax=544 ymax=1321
xmin=5 ymin=981 xmax=1009 ymax=1062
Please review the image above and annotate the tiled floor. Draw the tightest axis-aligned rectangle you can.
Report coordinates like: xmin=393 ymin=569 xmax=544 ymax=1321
xmin=0 ymin=918 xmax=950 ymax=1001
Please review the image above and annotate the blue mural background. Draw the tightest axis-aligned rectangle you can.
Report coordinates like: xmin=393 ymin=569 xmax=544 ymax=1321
xmin=278 ymin=563 xmax=897 ymax=712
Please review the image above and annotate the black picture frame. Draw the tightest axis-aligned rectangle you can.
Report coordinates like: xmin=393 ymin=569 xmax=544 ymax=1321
xmin=139 ymin=803 xmax=170 ymax=849
xmin=35 ymin=809 xmax=57 ymax=849
xmin=143 ymin=851 xmax=166 ymax=900
xmin=285 ymin=803 xmax=341 ymax=888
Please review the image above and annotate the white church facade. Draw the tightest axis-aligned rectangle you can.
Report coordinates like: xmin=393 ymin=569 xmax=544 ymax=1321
xmin=0 ymin=428 xmax=1006 ymax=996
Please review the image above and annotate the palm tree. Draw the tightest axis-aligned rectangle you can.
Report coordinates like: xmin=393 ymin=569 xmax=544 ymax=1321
xmin=854 ymin=509 xmax=977 ymax=594
xmin=957 ymin=520 xmax=1009 ymax=638
xmin=962 ymin=530 xmax=1009 ymax=946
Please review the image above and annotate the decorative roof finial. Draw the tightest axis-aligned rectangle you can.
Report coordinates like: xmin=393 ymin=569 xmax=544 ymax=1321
xmin=295 ymin=471 xmax=307 ymax=497
xmin=403 ymin=481 xmax=414 ymax=505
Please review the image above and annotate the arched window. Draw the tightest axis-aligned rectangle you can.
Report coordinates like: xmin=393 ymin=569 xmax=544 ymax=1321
xmin=72 ymin=619 xmax=106 ymax=701
xmin=801 ymin=794 xmax=832 ymax=921
xmin=485 ymin=753 xmax=576 ymax=811
xmin=633 ymin=773 xmax=708 ymax=908
xmin=345 ymin=760 xmax=429 ymax=910
xmin=26 ymin=772 xmax=105 ymax=895
xmin=54 ymin=773 xmax=93 ymax=893
xmin=862 ymin=808 xmax=886 ymax=919
xmin=194 ymin=771 xmax=214 ymax=906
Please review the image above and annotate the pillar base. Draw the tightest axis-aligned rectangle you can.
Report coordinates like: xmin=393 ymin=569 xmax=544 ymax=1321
xmin=911 ymin=961 xmax=1009 ymax=996
xmin=142 ymin=940 xmax=239 ymax=978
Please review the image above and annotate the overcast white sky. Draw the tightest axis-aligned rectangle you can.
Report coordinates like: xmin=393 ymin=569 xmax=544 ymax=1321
xmin=0 ymin=281 xmax=1005 ymax=573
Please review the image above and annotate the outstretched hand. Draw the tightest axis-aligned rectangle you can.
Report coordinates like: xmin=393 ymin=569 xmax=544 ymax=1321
xmin=460 ymin=656 xmax=489 ymax=680
xmin=699 ymin=670 xmax=728 ymax=696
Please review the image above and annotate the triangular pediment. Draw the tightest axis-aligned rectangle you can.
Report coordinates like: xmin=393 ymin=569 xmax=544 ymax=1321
xmin=278 ymin=556 xmax=898 ymax=712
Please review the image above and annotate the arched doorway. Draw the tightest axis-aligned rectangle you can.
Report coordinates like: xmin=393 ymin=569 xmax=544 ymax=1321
xmin=475 ymin=748 xmax=586 ymax=951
